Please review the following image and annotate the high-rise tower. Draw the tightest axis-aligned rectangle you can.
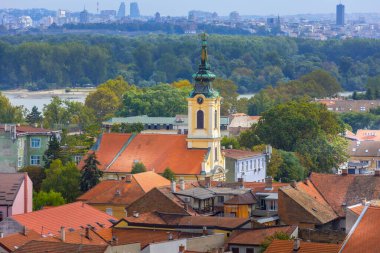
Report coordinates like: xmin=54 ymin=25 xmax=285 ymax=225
xmin=117 ymin=2 xmax=126 ymax=19
xmin=187 ymin=33 xmax=224 ymax=178
xmin=130 ymin=2 xmax=140 ymax=18
xmin=336 ymin=4 xmax=345 ymax=26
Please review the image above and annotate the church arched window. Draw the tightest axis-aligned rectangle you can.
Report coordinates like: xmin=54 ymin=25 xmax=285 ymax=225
xmin=197 ymin=110 xmax=204 ymax=129
xmin=214 ymin=110 xmax=218 ymax=129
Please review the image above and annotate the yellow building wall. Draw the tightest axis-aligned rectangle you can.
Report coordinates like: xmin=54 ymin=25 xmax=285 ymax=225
xmin=224 ymin=205 xmax=250 ymax=218
xmin=89 ymin=204 xmax=127 ymax=219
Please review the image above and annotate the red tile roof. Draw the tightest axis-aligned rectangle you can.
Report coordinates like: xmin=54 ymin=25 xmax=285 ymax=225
xmin=13 ymin=240 xmax=107 ymax=253
xmin=228 ymin=226 xmax=297 ymax=246
xmin=77 ymin=172 xmax=170 ymax=205
xmin=265 ymin=240 xmax=340 ymax=253
xmin=0 ymin=230 xmax=41 ymax=252
xmin=340 ymin=206 xmax=380 ymax=253
xmin=11 ymin=202 xmax=116 ymax=236
xmin=222 ymin=149 xmax=264 ymax=160
xmin=82 ymin=133 xmax=208 ymax=175
xmin=310 ymin=173 xmax=380 ymax=217
xmin=347 ymin=204 xmax=364 ymax=216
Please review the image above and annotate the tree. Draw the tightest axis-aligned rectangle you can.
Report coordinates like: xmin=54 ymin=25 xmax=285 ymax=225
xmin=119 ymin=84 xmax=188 ymax=117
xmin=20 ymin=166 xmax=45 ymax=192
xmin=276 ymin=150 xmax=305 ymax=182
xmin=260 ymin=231 xmax=292 ymax=252
xmin=43 ymin=135 xmax=65 ymax=169
xmin=41 ymin=159 xmax=81 ymax=202
xmin=213 ymin=78 xmax=239 ymax=115
xmin=131 ymin=162 xmax=147 ymax=174
xmin=26 ymin=106 xmax=42 ymax=125
xmin=43 ymin=97 xmax=67 ymax=129
xmin=33 ymin=190 xmax=65 ymax=210
xmin=162 ymin=167 xmax=176 ymax=181
xmin=221 ymin=136 xmax=240 ymax=149
xmin=299 ymin=69 xmax=341 ymax=97
xmin=80 ymin=153 xmax=103 ymax=192
xmin=0 ymin=92 xmax=24 ymax=123
xmin=238 ymin=125 xmax=262 ymax=149
xmin=111 ymin=123 xmax=144 ymax=133
xmin=255 ymin=100 xmax=347 ymax=173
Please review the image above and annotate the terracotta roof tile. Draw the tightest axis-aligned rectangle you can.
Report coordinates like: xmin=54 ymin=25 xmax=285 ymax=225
xmin=11 ymin=202 xmax=116 ymax=236
xmin=280 ymin=185 xmax=338 ymax=225
xmin=228 ymin=226 xmax=297 ymax=246
xmin=310 ymin=173 xmax=380 ymax=217
xmin=82 ymin=133 xmax=208 ymax=175
xmin=77 ymin=172 xmax=170 ymax=206
xmin=13 ymin=240 xmax=107 ymax=253
xmin=265 ymin=240 xmax=340 ymax=253
xmin=0 ymin=230 xmax=41 ymax=252
xmin=222 ymin=149 xmax=264 ymax=160
xmin=340 ymin=206 xmax=380 ymax=253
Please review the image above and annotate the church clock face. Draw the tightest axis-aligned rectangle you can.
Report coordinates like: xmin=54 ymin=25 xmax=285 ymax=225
xmin=197 ymin=97 xmax=204 ymax=104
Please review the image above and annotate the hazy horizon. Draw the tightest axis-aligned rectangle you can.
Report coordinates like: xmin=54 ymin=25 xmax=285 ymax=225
xmin=1 ymin=0 xmax=380 ymax=16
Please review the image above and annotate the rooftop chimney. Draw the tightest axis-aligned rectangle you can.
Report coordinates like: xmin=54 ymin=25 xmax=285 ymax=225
xmin=85 ymin=227 xmax=90 ymax=240
xmin=265 ymin=176 xmax=273 ymax=190
xmin=179 ymin=244 xmax=185 ymax=253
xmin=171 ymin=180 xmax=176 ymax=193
xmin=290 ymin=180 xmax=297 ymax=189
xmin=115 ymin=188 xmax=121 ymax=196
xmin=22 ymin=226 xmax=27 ymax=236
xmin=179 ymin=179 xmax=185 ymax=191
xmin=60 ymin=227 xmax=65 ymax=242
xmin=205 ymin=176 xmax=211 ymax=188
xmin=375 ymin=170 xmax=380 ymax=177
xmin=133 ymin=211 xmax=139 ymax=218
xmin=293 ymin=238 xmax=301 ymax=252
xmin=24 ymin=172 xmax=28 ymax=214
xmin=342 ymin=168 xmax=348 ymax=176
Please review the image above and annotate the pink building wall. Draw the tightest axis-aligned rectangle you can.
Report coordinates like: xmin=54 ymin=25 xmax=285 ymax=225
xmin=0 ymin=175 xmax=33 ymax=219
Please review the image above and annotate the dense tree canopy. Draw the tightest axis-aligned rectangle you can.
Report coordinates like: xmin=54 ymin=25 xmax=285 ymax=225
xmin=33 ymin=190 xmax=65 ymax=210
xmin=1 ymin=35 xmax=379 ymax=92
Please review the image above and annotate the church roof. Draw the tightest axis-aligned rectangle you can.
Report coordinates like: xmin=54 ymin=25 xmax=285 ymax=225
xmin=81 ymin=133 xmax=208 ymax=175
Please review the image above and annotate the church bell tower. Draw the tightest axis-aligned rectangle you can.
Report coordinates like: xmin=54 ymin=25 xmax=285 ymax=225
xmin=187 ymin=33 xmax=224 ymax=178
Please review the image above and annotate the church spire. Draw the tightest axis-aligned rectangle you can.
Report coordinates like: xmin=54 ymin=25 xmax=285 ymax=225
xmin=191 ymin=33 xmax=218 ymax=98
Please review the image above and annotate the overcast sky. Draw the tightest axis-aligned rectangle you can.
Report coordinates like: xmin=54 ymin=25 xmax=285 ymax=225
xmin=1 ymin=0 xmax=379 ymax=16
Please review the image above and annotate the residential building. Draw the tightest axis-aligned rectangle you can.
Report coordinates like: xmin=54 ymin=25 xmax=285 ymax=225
xmin=348 ymin=140 xmax=380 ymax=170
xmin=0 ymin=202 xmax=116 ymax=237
xmin=316 ymin=99 xmax=380 ymax=113
xmin=0 ymin=124 xmax=60 ymax=172
xmin=117 ymin=2 xmax=126 ymax=19
xmin=227 ymin=225 xmax=298 ymax=253
xmin=339 ymin=204 xmax=380 ymax=253
xmin=348 ymin=129 xmax=380 ymax=142
xmin=0 ymin=173 xmax=32 ymax=221
xmin=278 ymin=172 xmax=380 ymax=233
xmin=117 ymin=212 xmax=252 ymax=237
xmin=102 ymin=114 xmax=229 ymax=136
xmin=130 ymin=2 xmax=140 ymax=18
xmin=80 ymin=35 xmax=226 ymax=181
xmin=79 ymin=9 xmax=89 ymax=23
xmin=223 ymin=149 xmax=267 ymax=183
xmin=228 ymin=113 xmax=260 ymax=136
xmin=337 ymin=4 xmax=345 ymax=26
xmin=265 ymin=239 xmax=340 ymax=253
xmin=224 ymin=191 xmax=257 ymax=218
xmin=77 ymin=171 xmax=170 ymax=218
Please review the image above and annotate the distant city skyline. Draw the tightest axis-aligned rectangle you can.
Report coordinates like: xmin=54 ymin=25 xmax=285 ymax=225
xmin=1 ymin=0 xmax=380 ymax=16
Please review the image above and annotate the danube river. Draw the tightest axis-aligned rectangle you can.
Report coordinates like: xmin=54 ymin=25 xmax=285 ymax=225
xmin=3 ymin=89 xmax=92 ymax=111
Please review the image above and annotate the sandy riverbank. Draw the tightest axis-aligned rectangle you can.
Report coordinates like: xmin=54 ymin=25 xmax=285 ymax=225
xmin=2 ymin=88 xmax=94 ymax=98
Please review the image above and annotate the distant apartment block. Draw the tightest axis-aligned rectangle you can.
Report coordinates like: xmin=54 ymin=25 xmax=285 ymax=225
xmin=0 ymin=124 xmax=60 ymax=172
xmin=337 ymin=4 xmax=345 ymax=26
xmin=316 ymin=99 xmax=380 ymax=113
xmin=117 ymin=2 xmax=126 ymax=19
xmin=130 ymin=2 xmax=140 ymax=18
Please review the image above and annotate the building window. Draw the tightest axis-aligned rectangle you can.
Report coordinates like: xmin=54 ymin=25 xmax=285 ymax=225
xmin=231 ymin=248 xmax=239 ymax=253
xmin=260 ymin=199 xmax=266 ymax=210
xmin=215 ymin=147 xmax=218 ymax=161
xmin=218 ymin=196 xmax=224 ymax=203
xmin=30 ymin=138 xmax=41 ymax=148
xmin=214 ymin=110 xmax=218 ymax=129
xmin=74 ymin=156 xmax=82 ymax=164
xmin=197 ymin=110 xmax=204 ymax=129
xmin=246 ymin=249 xmax=254 ymax=253
xmin=18 ymin=157 xmax=23 ymax=167
xmin=30 ymin=155 xmax=41 ymax=165
xmin=269 ymin=200 xmax=277 ymax=211
xmin=105 ymin=208 xmax=113 ymax=216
